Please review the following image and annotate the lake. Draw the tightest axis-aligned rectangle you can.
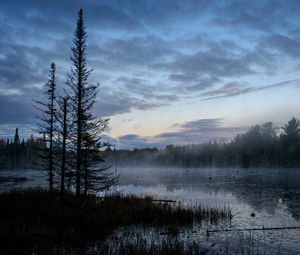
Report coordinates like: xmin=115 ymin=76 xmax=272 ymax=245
xmin=1 ymin=167 xmax=300 ymax=254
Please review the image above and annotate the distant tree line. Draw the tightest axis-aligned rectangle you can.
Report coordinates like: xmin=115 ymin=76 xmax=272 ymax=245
xmin=110 ymin=117 xmax=300 ymax=168
xmin=0 ymin=129 xmax=45 ymax=169
xmin=2 ymin=118 xmax=300 ymax=170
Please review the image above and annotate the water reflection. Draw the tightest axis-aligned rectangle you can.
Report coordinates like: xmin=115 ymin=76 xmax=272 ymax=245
xmin=117 ymin=167 xmax=300 ymax=221
xmin=115 ymin=167 xmax=300 ymax=253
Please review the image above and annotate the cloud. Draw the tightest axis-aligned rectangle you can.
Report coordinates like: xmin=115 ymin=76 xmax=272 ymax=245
xmin=0 ymin=94 xmax=36 ymax=124
xmin=94 ymin=89 xmax=167 ymax=117
xmin=0 ymin=0 xmax=140 ymax=33
xmin=0 ymin=43 xmax=47 ymax=89
xmin=106 ymin=0 xmax=215 ymax=29
xmin=115 ymin=76 xmax=179 ymax=102
xmin=263 ymin=34 xmax=300 ymax=58
xmin=156 ymin=42 xmax=277 ymax=81
xmin=210 ymin=1 xmax=297 ymax=33
xmin=117 ymin=134 xmax=157 ymax=149
xmin=88 ymin=36 xmax=175 ymax=70
xmin=154 ymin=118 xmax=247 ymax=144
xmin=201 ymin=78 xmax=300 ymax=100
xmin=200 ymin=81 xmax=252 ymax=99
xmin=0 ymin=41 xmax=70 ymax=125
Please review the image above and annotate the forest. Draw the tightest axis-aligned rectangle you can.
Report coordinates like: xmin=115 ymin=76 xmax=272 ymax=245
xmin=112 ymin=118 xmax=300 ymax=168
xmin=0 ymin=129 xmax=44 ymax=169
xmin=2 ymin=117 xmax=300 ymax=170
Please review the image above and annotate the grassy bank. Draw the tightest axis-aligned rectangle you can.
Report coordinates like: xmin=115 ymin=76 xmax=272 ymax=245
xmin=0 ymin=188 xmax=232 ymax=254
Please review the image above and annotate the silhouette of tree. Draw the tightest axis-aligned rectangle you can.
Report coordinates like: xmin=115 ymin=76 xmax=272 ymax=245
xmin=13 ymin=128 xmax=20 ymax=144
xmin=280 ymin=117 xmax=300 ymax=166
xmin=283 ymin=117 xmax=300 ymax=138
xmin=66 ymin=9 xmax=116 ymax=195
xmin=35 ymin=63 xmax=57 ymax=193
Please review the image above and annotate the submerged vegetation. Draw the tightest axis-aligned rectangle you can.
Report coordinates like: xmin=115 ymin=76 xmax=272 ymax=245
xmin=0 ymin=188 xmax=232 ymax=254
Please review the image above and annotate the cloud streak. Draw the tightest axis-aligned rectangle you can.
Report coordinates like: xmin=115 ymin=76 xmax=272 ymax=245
xmin=201 ymin=78 xmax=300 ymax=100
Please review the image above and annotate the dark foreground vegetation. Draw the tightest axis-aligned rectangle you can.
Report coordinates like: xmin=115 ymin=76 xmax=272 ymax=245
xmin=86 ymin=235 xmax=214 ymax=255
xmin=0 ymin=189 xmax=232 ymax=254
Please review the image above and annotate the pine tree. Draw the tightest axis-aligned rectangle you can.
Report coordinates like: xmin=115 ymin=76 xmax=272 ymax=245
xmin=67 ymin=9 xmax=116 ymax=195
xmin=13 ymin=128 xmax=20 ymax=144
xmin=35 ymin=63 xmax=57 ymax=193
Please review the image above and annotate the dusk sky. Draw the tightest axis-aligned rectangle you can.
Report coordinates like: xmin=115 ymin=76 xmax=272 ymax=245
xmin=1 ymin=0 xmax=300 ymax=148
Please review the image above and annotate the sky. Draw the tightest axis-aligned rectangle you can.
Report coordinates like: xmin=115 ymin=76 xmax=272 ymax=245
xmin=1 ymin=0 xmax=300 ymax=148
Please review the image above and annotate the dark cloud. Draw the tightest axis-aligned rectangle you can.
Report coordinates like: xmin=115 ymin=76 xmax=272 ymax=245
xmin=200 ymin=81 xmax=249 ymax=98
xmin=212 ymin=9 xmax=272 ymax=33
xmin=168 ymin=74 xmax=196 ymax=83
xmin=263 ymin=34 xmax=300 ymax=58
xmin=184 ymin=76 xmax=222 ymax=93
xmin=211 ymin=0 xmax=299 ymax=33
xmin=154 ymin=118 xmax=247 ymax=144
xmin=0 ymin=43 xmax=46 ymax=89
xmin=116 ymin=77 xmax=153 ymax=97
xmin=156 ymin=44 xmax=277 ymax=81
xmin=168 ymin=73 xmax=222 ymax=94
xmin=0 ymin=41 xmax=69 ymax=125
xmin=115 ymin=76 xmax=179 ymax=102
xmin=106 ymin=0 xmax=215 ymax=29
xmin=117 ymin=134 xmax=157 ymax=149
xmin=94 ymin=89 xmax=167 ymax=117
xmin=0 ymin=0 xmax=139 ymax=33
xmin=88 ymin=36 xmax=175 ymax=70
xmin=0 ymin=94 xmax=36 ymax=124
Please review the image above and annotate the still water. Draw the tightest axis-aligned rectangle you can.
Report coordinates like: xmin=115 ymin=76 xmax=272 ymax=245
xmin=116 ymin=167 xmax=300 ymax=254
xmin=1 ymin=167 xmax=300 ymax=254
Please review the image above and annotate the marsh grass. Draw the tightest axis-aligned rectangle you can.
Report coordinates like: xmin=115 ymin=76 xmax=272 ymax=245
xmin=0 ymin=188 xmax=232 ymax=254
xmin=49 ymin=230 xmax=275 ymax=255
xmin=90 ymin=235 xmax=204 ymax=255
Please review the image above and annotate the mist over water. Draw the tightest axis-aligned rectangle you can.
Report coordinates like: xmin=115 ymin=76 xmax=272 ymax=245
xmin=116 ymin=167 xmax=300 ymax=253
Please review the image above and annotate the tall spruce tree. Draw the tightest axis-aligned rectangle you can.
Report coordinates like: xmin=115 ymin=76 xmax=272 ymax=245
xmin=67 ymin=9 xmax=116 ymax=195
xmin=13 ymin=128 xmax=20 ymax=144
xmin=35 ymin=63 xmax=57 ymax=193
